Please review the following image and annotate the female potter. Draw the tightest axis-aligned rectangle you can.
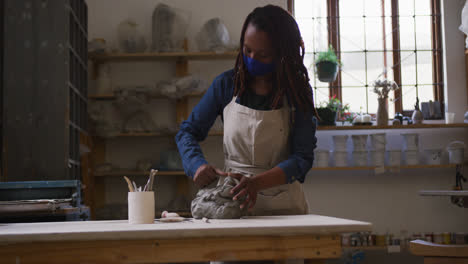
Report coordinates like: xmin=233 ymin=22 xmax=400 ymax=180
xmin=176 ymin=5 xmax=317 ymax=216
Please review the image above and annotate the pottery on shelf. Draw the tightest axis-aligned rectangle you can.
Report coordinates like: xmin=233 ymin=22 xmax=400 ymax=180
xmin=412 ymin=97 xmax=424 ymax=124
xmin=377 ymin=97 xmax=389 ymax=126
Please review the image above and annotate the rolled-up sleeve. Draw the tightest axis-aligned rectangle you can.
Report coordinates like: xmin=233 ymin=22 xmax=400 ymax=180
xmin=175 ymin=72 xmax=231 ymax=178
xmin=277 ymin=110 xmax=317 ymax=183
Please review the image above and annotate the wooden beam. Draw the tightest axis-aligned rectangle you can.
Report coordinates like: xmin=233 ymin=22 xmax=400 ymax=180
xmin=327 ymin=0 xmax=342 ymax=101
xmin=0 ymin=235 xmax=341 ymax=264
xmin=431 ymin=0 xmax=444 ymax=109
xmin=287 ymin=0 xmax=294 ymax=15
xmin=392 ymin=0 xmax=403 ymax=113
xmin=80 ymin=132 xmax=93 ymax=217
xmin=90 ymin=136 xmax=106 ymax=218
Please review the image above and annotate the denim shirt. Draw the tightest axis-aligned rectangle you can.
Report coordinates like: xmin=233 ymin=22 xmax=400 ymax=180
xmin=175 ymin=69 xmax=317 ymax=184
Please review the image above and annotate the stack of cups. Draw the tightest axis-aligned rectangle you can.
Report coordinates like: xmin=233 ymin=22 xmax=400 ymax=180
xmin=332 ymin=135 xmax=348 ymax=167
xmin=387 ymin=150 xmax=402 ymax=166
xmin=402 ymin=133 xmax=419 ymax=165
xmin=351 ymin=135 xmax=368 ymax=166
xmin=314 ymin=149 xmax=330 ymax=168
xmin=369 ymin=133 xmax=386 ymax=166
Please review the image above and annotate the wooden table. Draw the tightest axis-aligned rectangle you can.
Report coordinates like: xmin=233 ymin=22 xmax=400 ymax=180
xmin=0 ymin=214 xmax=372 ymax=264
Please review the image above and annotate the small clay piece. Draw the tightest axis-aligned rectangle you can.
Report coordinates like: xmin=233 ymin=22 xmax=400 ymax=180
xmin=161 ymin=211 xmax=180 ymax=218
xmin=191 ymin=176 xmax=247 ymax=219
xmin=412 ymin=97 xmax=424 ymax=124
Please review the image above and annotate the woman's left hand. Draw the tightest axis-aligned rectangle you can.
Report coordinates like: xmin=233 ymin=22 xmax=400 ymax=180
xmin=228 ymin=173 xmax=259 ymax=210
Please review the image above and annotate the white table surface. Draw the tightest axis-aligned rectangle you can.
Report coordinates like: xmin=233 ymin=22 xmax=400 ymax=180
xmin=0 ymin=214 xmax=372 ymax=244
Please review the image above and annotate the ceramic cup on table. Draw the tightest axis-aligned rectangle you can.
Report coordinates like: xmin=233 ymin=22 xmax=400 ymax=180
xmin=128 ymin=191 xmax=155 ymax=224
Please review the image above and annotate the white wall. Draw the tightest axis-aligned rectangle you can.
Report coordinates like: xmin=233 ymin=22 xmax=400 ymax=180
xmin=86 ymin=0 xmax=468 ymax=238
xmin=442 ymin=0 xmax=468 ymax=121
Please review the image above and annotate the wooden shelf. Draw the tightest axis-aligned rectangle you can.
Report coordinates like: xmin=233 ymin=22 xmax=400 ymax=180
xmin=100 ymin=124 xmax=468 ymax=137
xmin=110 ymin=123 xmax=468 ymax=138
xmin=94 ymin=164 xmax=460 ymax=177
xmin=313 ymin=164 xmax=459 ymax=170
xmin=318 ymin=123 xmax=468 ymax=130
xmin=88 ymin=92 xmax=205 ymax=100
xmin=343 ymin=246 xmax=387 ymax=251
xmin=114 ymin=131 xmax=224 ymax=137
xmin=89 ymin=51 xmax=238 ymax=63
xmin=94 ymin=170 xmax=186 ymax=177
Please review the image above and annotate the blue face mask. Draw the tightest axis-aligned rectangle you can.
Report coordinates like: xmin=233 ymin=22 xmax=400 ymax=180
xmin=243 ymin=54 xmax=275 ymax=76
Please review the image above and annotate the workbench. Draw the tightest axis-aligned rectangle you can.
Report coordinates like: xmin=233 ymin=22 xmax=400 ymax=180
xmin=0 ymin=214 xmax=371 ymax=264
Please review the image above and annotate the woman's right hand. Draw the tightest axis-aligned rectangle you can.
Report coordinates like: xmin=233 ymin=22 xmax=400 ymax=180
xmin=193 ymin=164 xmax=227 ymax=188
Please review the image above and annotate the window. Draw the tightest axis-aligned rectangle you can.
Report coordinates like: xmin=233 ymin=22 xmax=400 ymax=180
xmin=291 ymin=0 xmax=443 ymax=117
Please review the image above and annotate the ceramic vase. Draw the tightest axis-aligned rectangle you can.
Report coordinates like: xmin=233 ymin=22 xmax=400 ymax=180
xmin=377 ymin=97 xmax=388 ymax=126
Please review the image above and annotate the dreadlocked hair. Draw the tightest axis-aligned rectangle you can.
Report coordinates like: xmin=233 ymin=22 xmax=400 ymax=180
xmin=233 ymin=5 xmax=317 ymax=116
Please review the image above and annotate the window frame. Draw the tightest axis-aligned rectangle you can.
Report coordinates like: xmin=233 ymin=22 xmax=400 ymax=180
xmin=289 ymin=0 xmax=444 ymax=114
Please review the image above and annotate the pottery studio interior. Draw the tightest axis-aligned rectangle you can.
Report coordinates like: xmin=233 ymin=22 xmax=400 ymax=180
xmin=1 ymin=0 xmax=468 ymax=264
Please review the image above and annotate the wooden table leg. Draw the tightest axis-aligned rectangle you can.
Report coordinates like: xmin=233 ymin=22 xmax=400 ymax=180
xmin=274 ymin=260 xmax=287 ymax=264
xmin=304 ymin=260 xmax=326 ymax=264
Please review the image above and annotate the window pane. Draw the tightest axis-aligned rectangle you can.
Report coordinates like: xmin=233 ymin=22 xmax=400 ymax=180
xmin=364 ymin=0 xmax=387 ymax=17
xmin=342 ymin=87 xmax=367 ymax=112
xmin=399 ymin=0 xmax=415 ymax=17
xmin=367 ymin=52 xmax=386 ymax=83
xmin=340 ymin=18 xmax=365 ymax=51
xmin=402 ymin=85 xmax=417 ymax=110
xmin=341 ymin=52 xmax=366 ymax=86
xmin=418 ymin=85 xmax=435 ymax=104
xmin=295 ymin=0 xmax=327 ymax=18
xmin=340 ymin=0 xmax=364 ymax=17
xmin=365 ymin=17 xmax=384 ymax=51
xmin=385 ymin=50 xmax=395 ymax=81
xmin=304 ymin=53 xmax=316 ymax=84
xmin=415 ymin=0 xmax=431 ymax=16
xmin=314 ymin=88 xmax=330 ymax=106
xmin=315 ymin=18 xmax=329 ymax=51
xmin=416 ymin=51 xmax=433 ymax=85
xmin=384 ymin=17 xmax=394 ymax=52
xmin=297 ymin=18 xmax=315 ymax=52
xmin=415 ymin=16 xmax=432 ymax=50
xmin=305 ymin=53 xmax=314 ymax=71
xmin=400 ymin=51 xmax=416 ymax=85
xmin=399 ymin=17 xmax=416 ymax=51
xmin=368 ymin=89 xmax=378 ymax=114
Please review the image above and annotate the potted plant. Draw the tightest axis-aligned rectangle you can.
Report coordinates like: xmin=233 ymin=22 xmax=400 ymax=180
xmin=316 ymin=95 xmax=349 ymax=126
xmin=315 ymin=45 xmax=340 ymax=82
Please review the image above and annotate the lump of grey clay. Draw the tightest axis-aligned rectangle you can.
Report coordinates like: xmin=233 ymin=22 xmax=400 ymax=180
xmin=191 ymin=176 xmax=247 ymax=219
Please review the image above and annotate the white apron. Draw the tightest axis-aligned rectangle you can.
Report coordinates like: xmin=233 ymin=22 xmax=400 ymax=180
xmin=220 ymin=96 xmax=309 ymax=216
